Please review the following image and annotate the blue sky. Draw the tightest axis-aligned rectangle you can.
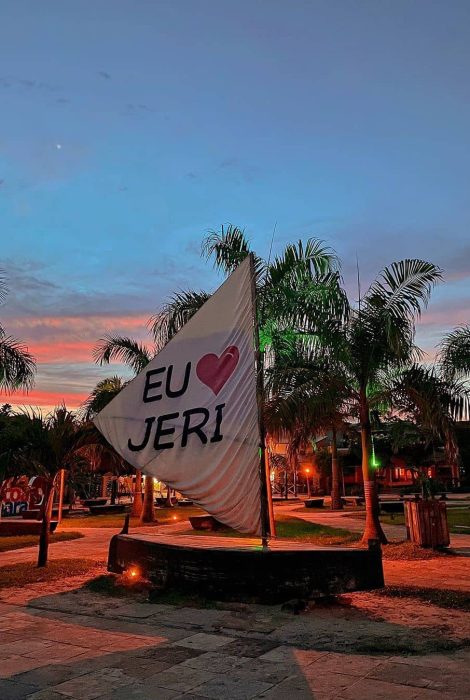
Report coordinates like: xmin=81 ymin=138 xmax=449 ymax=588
xmin=1 ymin=0 xmax=470 ymax=409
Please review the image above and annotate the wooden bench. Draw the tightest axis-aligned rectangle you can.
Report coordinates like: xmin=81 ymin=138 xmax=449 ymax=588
xmin=341 ymin=496 xmax=364 ymax=507
xmin=305 ymin=498 xmax=324 ymax=508
xmin=83 ymin=498 xmax=107 ymax=508
xmin=88 ymin=504 xmax=128 ymax=515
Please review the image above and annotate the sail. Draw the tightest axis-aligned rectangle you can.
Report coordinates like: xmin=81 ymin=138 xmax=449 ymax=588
xmin=94 ymin=256 xmax=261 ymax=534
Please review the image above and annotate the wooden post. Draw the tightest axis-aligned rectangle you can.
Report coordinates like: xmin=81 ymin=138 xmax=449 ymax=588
xmin=249 ymin=253 xmax=276 ymax=546
xmin=57 ymin=469 xmax=66 ymax=525
xmin=38 ymin=480 xmax=55 ymax=568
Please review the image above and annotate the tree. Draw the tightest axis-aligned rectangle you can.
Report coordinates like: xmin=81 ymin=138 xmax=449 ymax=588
xmin=0 ymin=406 xmax=87 ymax=566
xmin=0 ymin=274 xmax=35 ymax=392
xmin=81 ymin=376 xmax=144 ymax=517
xmin=265 ymin=347 xmax=349 ymax=510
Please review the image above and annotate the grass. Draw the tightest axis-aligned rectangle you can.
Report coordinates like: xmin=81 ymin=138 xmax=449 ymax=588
xmin=0 ymin=531 xmax=83 ymax=553
xmin=377 ymin=585 xmax=470 ymax=612
xmin=60 ymin=505 xmax=205 ymax=529
xmin=183 ymin=514 xmax=360 ymax=546
xmin=0 ymin=558 xmax=100 ymax=589
xmin=379 ymin=506 xmax=470 ymax=533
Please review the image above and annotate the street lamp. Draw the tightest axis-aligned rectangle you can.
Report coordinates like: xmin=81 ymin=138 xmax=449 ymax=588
xmin=305 ymin=468 xmax=311 ymax=497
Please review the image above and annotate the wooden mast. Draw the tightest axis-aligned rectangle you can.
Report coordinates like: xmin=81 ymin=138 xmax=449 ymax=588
xmin=249 ymin=253 xmax=276 ymax=546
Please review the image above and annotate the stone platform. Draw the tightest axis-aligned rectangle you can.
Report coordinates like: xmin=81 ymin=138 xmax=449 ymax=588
xmin=108 ymin=533 xmax=384 ymax=602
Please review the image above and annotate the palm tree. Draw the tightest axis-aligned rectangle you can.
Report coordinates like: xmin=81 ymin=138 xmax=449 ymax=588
xmin=265 ymin=260 xmax=442 ymax=543
xmin=81 ymin=376 xmax=144 ymax=517
xmin=0 ymin=406 xmax=87 ymax=565
xmin=265 ymin=347 xmax=349 ymax=510
xmin=0 ymin=273 xmax=35 ymax=392
xmin=439 ymin=325 xmax=470 ymax=383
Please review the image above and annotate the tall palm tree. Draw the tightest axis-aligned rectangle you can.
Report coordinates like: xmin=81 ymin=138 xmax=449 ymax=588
xmin=266 ymin=260 xmax=442 ymax=543
xmin=0 ymin=273 xmax=35 ymax=392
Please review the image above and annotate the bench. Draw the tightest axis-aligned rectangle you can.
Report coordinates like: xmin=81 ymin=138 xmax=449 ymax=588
xmin=88 ymin=504 xmax=128 ymax=515
xmin=341 ymin=496 xmax=364 ymax=507
xmin=83 ymin=498 xmax=107 ymax=508
xmin=305 ymin=498 xmax=324 ymax=508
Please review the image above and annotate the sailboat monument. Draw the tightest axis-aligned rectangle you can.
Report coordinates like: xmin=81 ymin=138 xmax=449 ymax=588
xmin=95 ymin=254 xmax=383 ymax=601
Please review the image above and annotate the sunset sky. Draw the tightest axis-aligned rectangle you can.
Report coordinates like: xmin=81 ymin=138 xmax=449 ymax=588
xmin=1 ymin=0 xmax=470 ymax=413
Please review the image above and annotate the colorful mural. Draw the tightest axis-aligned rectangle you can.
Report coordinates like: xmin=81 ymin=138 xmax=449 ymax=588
xmin=0 ymin=476 xmax=49 ymax=517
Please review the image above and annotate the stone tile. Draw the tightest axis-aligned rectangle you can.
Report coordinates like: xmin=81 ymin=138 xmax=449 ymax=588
xmin=95 ymin=682 xmax=180 ymax=700
xmin=52 ymin=667 xmax=134 ymax=700
xmin=255 ymin=674 xmax=317 ymax=700
xmin=25 ymin=644 xmax=92 ymax=662
xmin=300 ymin=668 xmax=358 ymax=695
xmin=0 ymin=678 xmax=38 ymax=700
xmin=191 ymin=674 xmax=273 ymax=699
xmin=339 ymin=677 xmax=422 ymax=699
xmin=149 ymin=665 xmax=216 ymax=692
xmin=312 ymin=651 xmax=384 ymax=677
xmin=26 ymin=692 xmax=68 ymax=700
xmin=175 ymin=633 xmax=232 ymax=651
xmin=259 ymin=646 xmax=327 ymax=666
xmin=13 ymin=663 xmax=83 ymax=688
xmin=231 ymin=659 xmax=292 ymax=685
xmin=138 ymin=644 xmax=204 ymax=664
xmin=220 ymin=638 xmax=279 ymax=658
xmin=114 ymin=657 xmax=171 ymax=679
xmin=181 ymin=651 xmax=250 ymax=674
xmin=111 ymin=603 xmax=170 ymax=619
xmin=0 ymin=656 xmax=50 ymax=678
xmin=367 ymin=661 xmax=470 ymax=696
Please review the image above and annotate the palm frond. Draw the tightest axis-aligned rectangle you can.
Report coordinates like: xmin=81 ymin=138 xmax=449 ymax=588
xmin=266 ymin=239 xmax=340 ymax=288
xmin=81 ymin=375 xmax=127 ymax=420
xmin=0 ymin=330 xmax=36 ymax=392
xmin=93 ymin=335 xmax=152 ymax=374
xmin=202 ymin=225 xmax=253 ymax=274
xmin=365 ymin=259 xmax=443 ymax=320
xmin=439 ymin=325 xmax=470 ymax=381
xmin=150 ymin=290 xmax=211 ymax=349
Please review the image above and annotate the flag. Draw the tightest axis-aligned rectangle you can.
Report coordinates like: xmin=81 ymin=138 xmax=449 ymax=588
xmin=94 ymin=256 xmax=261 ymax=534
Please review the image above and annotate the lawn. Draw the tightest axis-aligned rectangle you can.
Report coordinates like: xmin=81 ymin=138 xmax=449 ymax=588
xmin=0 ymin=558 xmax=100 ymax=589
xmin=183 ymin=514 xmax=360 ymax=546
xmin=0 ymin=531 xmax=83 ymax=553
xmin=380 ymin=506 xmax=470 ymax=533
xmin=60 ymin=505 xmax=205 ymax=529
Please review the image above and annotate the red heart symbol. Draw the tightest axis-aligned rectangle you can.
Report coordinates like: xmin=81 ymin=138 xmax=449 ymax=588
xmin=196 ymin=345 xmax=240 ymax=395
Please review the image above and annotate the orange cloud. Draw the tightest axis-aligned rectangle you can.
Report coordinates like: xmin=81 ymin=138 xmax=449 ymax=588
xmin=3 ymin=389 xmax=88 ymax=411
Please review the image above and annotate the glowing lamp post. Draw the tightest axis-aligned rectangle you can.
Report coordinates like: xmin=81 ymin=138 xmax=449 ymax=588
xmin=305 ymin=468 xmax=311 ymax=498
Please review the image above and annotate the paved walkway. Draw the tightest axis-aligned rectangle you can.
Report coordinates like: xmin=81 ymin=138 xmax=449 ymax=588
xmin=1 ymin=511 xmax=470 ymax=698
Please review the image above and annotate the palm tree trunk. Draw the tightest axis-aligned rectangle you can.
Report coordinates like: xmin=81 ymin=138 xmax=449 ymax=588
xmin=330 ymin=426 xmax=343 ymax=510
xmin=131 ymin=470 xmax=143 ymax=517
xmin=360 ymin=392 xmax=387 ymax=544
xmin=38 ymin=481 xmax=55 ymax=567
xmin=140 ymin=476 xmax=155 ymax=523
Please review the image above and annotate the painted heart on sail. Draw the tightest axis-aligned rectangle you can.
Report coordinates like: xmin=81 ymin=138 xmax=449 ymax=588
xmin=196 ymin=345 xmax=240 ymax=395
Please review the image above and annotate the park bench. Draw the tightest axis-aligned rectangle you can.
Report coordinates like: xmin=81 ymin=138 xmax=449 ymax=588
xmin=83 ymin=498 xmax=107 ymax=508
xmin=88 ymin=504 xmax=128 ymax=515
xmin=341 ymin=496 xmax=364 ymax=507
xmin=304 ymin=498 xmax=324 ymax=508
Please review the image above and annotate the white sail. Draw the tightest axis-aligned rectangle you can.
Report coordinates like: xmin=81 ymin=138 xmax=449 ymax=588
xmin=94 ymin=256 xmax=261 ymax=534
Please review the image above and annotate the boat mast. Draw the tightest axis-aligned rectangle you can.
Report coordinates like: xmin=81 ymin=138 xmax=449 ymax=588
xmin=249 ymin=253 xmax=276 ymax=546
